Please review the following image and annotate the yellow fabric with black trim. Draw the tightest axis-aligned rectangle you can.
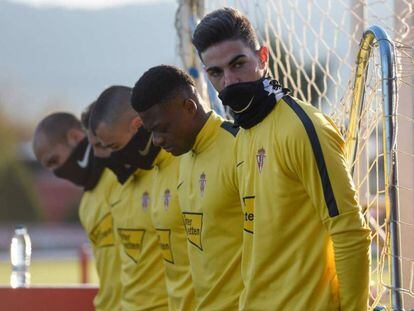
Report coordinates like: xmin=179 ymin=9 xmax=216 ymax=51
xmin=110 ymin=171 xmax=168 ymax=311
xmin=235 ymin=96 xmax=371 ymax=311
xmin=151 ymin=149 xmax=195 ymax=310
xmin=178 ymin=112 xmax=244 ymax=310
xmin=78 ymin=168 xmax=122 ymax=311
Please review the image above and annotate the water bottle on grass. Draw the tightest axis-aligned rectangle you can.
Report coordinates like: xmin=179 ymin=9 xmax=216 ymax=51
xmin=10 ymin=225 xmax=31 ymax=288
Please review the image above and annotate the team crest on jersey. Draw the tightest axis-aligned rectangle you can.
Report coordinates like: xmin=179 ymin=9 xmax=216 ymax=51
xmin=256 ymin=148 xmax=266 ymax=173
xmin=163 ymin=189 xmax=171 ymax=211
xmin=141 ymin=191 xmax=150 ymax=211
xmin=199 ymin=172 xmax=206 ymax=197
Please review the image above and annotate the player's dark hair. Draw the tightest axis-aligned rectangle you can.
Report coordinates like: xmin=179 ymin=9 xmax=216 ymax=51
xmin=80 ymin=101 xmax=96 ymax=130
xmin=89 ymin=85 xmax=132 ymax=134
xmin=192 ymin=7 xmax=259 ymax=57
xmin=131 ymin=65 xmax=197 ymax=112
xmin=34 ymin=112 xmax=82 ymax=146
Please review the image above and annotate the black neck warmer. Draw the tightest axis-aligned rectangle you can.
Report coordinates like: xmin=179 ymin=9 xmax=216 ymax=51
xmin=218 ymin=77 xmax=290 ymax=129
xmin=53 ymin=137 xmax=105 ymax=191
xmin=109 ymin=127 xmax=160 ymax=178
xmin=96 ymin=156 xmax=136 ymax=185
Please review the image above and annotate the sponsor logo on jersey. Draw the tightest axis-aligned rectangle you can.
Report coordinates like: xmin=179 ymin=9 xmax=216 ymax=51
xmin=163 ymin=189 xmax=171 ymax=211
xmin=199 ymin=172 xmax=206 ymax=197
xmin=243 ymin=196 xmax=255 ymax=234
xmin=156 ymin=229 xmax=174 ymax=263
xmin=141 ymin=191 xmax=150 ymax=211
xmin=117 ymin=228 xmax=145 ymax=263
xmin=89 ymin=212 xmax=115 ymax=247
xmin=182 ymin=212 xmax=203 ymax=250
xmin=256 ymin=148 xmax=266 ymax=173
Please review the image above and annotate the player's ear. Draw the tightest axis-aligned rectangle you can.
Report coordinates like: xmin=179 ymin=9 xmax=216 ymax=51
xmin=183 ymin=98 xmax=198 ymax=116
xmin=130 ymin=115 xmax=143 ymax=132
xmin=67 ymin=129 xmax=85 ymax=147
xmin=257 ymin=45 xmax=269 ymax=70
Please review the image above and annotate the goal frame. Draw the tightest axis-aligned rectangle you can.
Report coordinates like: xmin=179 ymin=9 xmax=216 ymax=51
xmin=345 ymin=25 xmax=403 ymax=310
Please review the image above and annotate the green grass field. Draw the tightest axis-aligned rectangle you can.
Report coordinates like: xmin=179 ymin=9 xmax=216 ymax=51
xmin=0 ymin=259 xmax=98 ymax=285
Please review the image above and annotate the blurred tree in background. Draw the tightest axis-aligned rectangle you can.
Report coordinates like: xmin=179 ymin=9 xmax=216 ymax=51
xmin=0 ymin=111 xmax=42 ymax=222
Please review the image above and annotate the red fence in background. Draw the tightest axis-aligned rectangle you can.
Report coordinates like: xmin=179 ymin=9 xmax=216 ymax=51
xmin=0 ymin=286 xmax=98 ymax=311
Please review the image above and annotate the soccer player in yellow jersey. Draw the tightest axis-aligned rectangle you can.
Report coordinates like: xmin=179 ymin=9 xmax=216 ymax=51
xmin=90 ymin=85 xmax=194 ymax=310
xmin=32 ymin=112 xmax=122 ymax=311
xmin=192 ymin=7 xmax=372 ymax=311
xmin=151 ymin=148 xmax=196 ymax=310
xmin=131 ymin=65 xmax=244 ymax=310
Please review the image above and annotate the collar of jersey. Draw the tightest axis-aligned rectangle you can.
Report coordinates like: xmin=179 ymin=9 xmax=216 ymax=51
xmin=192 ymin=111 xmax=221 ymax=154
xmin=85 ymin=168 xmax=110 ymax=194
xmin=121 ymin=171 xmax=136 ymax=184
xmin=153 ymin=148 xmax=174 ymax=170
xmin=133 ymin=167 xmax=154 ymax=179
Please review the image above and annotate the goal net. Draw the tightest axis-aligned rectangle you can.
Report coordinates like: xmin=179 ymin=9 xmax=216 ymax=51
xmin=175 ymin=0 xmax=414 ymax=310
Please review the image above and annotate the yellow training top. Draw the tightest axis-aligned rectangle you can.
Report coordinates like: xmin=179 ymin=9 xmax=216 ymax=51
xmin=110 ymin=171 xmax=168 ymax=311
xmin=178 ymin=111 xmax=244 ymax=310
xmin=151 ymin=149 xmax=195 ymax=310
xmin=78 ymin=168 xmax=122 ymax=311
xmin=235 ymin=95 xmax=371 ymax=310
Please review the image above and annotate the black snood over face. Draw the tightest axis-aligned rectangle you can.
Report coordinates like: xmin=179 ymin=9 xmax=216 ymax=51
xmin=96 ymin=156 xmax=136 ymax=185
xmin=53 ymin=137 xmax=104 ymax=191
xmin=218 ymin=77 xmax=289 ymax=129
xmin=107 ymin=127 xmax=161 ymax=182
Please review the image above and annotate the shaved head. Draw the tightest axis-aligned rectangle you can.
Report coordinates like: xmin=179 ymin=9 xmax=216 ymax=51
xmin=33 ymin=112 xmax=85 ymax=170
xmin=90 ymin=85 xmax=142 ymax=151
xmin=34 ymin=112 xmax=82 ymax=147
xmin=90 ymin=85 xmax=135 ymax=135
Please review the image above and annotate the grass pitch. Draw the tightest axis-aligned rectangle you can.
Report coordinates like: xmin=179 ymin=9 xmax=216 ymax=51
xmin=0 ymin=259 xmax=98 ymax=285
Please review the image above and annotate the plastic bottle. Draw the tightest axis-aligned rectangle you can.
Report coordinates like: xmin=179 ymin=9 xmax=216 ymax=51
xmin=10 ymin=225 xmax=31 ymax=288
